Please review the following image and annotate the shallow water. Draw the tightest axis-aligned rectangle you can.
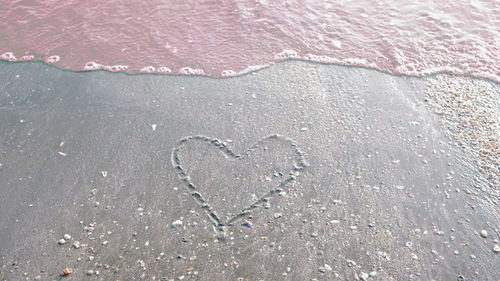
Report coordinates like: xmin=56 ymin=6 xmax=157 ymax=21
xmin=1 ymin=0 xmax=499 ymax=81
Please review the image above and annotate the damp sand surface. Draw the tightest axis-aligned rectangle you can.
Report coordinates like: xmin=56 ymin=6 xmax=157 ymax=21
xmin=0 ymin=61 xmax=499 ymax=280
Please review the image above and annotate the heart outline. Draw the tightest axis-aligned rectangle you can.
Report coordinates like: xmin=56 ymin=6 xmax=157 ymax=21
xmin=171 ymin=134 xmax=307 ymax=233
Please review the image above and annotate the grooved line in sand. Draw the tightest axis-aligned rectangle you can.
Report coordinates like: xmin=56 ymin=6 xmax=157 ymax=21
xmin=171 ymin=135 xmax=307 ymax=233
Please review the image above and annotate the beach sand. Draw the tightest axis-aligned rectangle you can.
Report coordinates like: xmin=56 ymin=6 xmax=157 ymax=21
xmin=0 ymin=61 xmax=498 ymax=280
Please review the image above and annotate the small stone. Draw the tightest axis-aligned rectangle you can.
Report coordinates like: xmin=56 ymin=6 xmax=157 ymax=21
xmin=87 ymin=270 xmax=94 ymax=275
xmin=101 ymin=171 xmax=107 ymax=178
xmin=88 ymin=256 xmax=94 ymax=261
xmin=392 ymin=159 xmax=400 ymax=164
xmin=72 ymin=241 xmax=80 ymax=249
xmin=151 ymin=124 xmax=157 ymax=131
xmin=241 ymin=221 xmax=253 ymax=228
xmin=61 ymin=268 xmax=72 ymax=276
xmin=318 ymin=266 xmax=326 ymax=273
xmin=324 ymin=264 xmax=332 ymax=271
xmin=102 ymin=241 xmax=108 ymax=245
xmin=63 ymin=234 xmax=71 ymax=240
xmin=58 ymin=151 xmax=67 ymax=156
xmin=493 ymin=244 xmax=500 ymax=253
xmin=58 ymin=239 xmax=66 ymax=245
xmin=171 ymin=219 xmax=183 ymax=228
xmin=359 ymin=272 xmax=369 ymax=280
xmin=84 ymin=226 xmax=94 ymax=232
xmin=346 ymin=259 xmax=356 ymax=267
xmin=479 ymin=230 xmax=488 ymax=238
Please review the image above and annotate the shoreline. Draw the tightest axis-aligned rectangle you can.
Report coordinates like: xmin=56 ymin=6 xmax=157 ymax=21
xmin=1 ymin=59 xmax=500 ymax=85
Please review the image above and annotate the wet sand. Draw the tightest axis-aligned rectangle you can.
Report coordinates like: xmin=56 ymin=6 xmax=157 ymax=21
xmin=0 ymin=61 xmax=498 ymax=280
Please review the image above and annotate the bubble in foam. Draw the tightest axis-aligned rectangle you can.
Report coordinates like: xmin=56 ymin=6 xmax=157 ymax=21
xmin=45 ymin=55 xmax=60 ymax=64
xmin=221 ymin=70 xmax=237 ymax=77
xmin=1 ymin=52 xmax=17 ymax=61
xmin=20 ymin=55 xmax=35 ymax=61
xmin=304 ymin=54 xmax=340 ymax=64
xmin=396 ymin=63 xmax=417 ymax=75
xmin=274 ymin=49 xmax=300 ymax=61
xmin=178 ymin=67 xmax=205 ymax=75
xmin=84 ymin=62 xmax=128 ymax=72
xmin=84 ymin=61 xmax=102 ymax=70
xmin=157 ymin=66 xmax=171 ymax=73
xmin=140 ymin=66 xmax=156 ymax=73
xmin=342 ymin=58 xmax=368 ymax=66
xmin=108 ymin=65 xmax=128 ymax=72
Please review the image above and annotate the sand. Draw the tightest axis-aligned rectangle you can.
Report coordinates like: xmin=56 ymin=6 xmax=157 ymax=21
xmin=0 ymin=61 xmax=499 ymax=280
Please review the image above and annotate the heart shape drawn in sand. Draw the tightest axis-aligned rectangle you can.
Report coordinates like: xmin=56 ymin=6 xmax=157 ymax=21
xmin=171 ymin=135 xmax=307 ymax=233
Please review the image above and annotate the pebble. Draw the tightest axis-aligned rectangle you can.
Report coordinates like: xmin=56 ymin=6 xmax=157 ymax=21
xmin=346 ymin=260 xmax=356 ymax=267
xmin=241 ymin=221 xmax=253 ymax=228
xmin=479 ymin=230 xmax=488 ymax=238
xmin=61 ymin=268 xmax=72 ymax=276
xmin=493 ymin=244 xmax=500 ymax=253
xmin=72 ymin=241 xmax=80 ymax=249
xmin=359 ymin=272 xmax=369 ymax=280
xmin=63 ymin=234 xmax=71 ymax=240
xmin=318 ymin=266 xmax=326 ymax=273
xmin=151 ymin=124 xmax=157 ymax=131
xmin=171 ymin=219 xmax=183 ymax=228
xmin=392 ymin=159 xmax=400 ymax=164
xmin=58 ymin=239 xmax=66 ymax=245
xmin=324 ymin=264 xmax=332 ymax=271
xmin=87 ymin=270 xmax=94 ymax=275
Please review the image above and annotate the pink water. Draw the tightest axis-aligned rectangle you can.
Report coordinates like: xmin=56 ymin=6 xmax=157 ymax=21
xmin=1 ymin=0 xmax=499 ymax=81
